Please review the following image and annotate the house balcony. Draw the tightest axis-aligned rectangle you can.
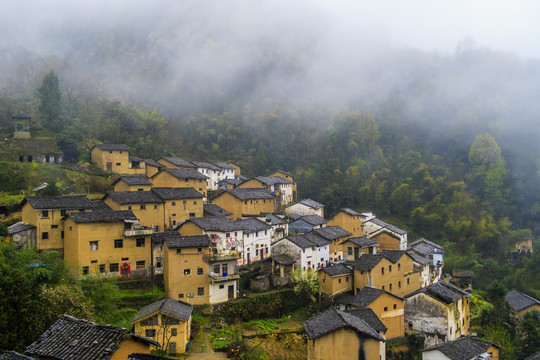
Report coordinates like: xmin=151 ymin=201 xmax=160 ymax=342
xmin=124 ymin=226 xmax=154 ymax=237
xmin=209 ymin=272 xmax=240 ymax=283
xmin=209 ymin=253 xmax=238 ymax=262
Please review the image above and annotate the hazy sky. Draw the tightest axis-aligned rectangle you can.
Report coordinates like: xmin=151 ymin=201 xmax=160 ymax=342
xmin=3 ymin=0 xmax=539 ymax=59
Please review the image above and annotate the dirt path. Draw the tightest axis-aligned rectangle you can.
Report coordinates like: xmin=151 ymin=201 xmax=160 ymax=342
xmin=181 ymin=327 xmax=227 ymax=359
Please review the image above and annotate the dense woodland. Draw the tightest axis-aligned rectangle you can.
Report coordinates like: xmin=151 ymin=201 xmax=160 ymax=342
xmin=1 ymin=13 xmax=540 ymax=357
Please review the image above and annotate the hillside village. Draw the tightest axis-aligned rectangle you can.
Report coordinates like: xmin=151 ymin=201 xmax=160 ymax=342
xmin=2 ymin=142 xmax=537 ymax=360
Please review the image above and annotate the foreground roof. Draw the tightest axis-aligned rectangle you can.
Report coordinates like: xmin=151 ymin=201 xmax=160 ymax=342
xmin=67 ymin=210 xmax=138 ymax=224
xmin=407 ymin=281 xmax=471 ymax=305
xmin=0 ymin=352 xmax=34 ymax=360
xmin=132 ymin=297 xmax=193 ymax=323
xmin=105 ymin=191 xmax=163 ymax=205
xmin=348 ymin=287 xmax=402 ymax=308
xmin=421 ymin=336 xmax=499 ymax=360
xmin=506 ymin=290 xmax=540 ymax=313
xmin=292 ymin=214 xmax=327 ymax=226
xmin=303 ymin=308 xmax=384 ymax=341
xmin=235 ymin=218 xmax=271 ymax=233
xmin=25 ymin=315 xmax=158 ymax=360
xmin=8 ymin=222 xmax=36 ymax=234
xmin=23 ymin=196 xmax=94 ymax=210
xmin=351 ymin=254 xmax=385 ymax=271
xmin=345 ymin=308 xmax=387 ymax=333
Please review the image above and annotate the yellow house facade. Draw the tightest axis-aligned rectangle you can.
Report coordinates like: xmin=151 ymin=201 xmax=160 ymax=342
xmin=326 ymin=208 xmax=365 ymax=237
xmin=340 ymin=237 xmax=379 ymax=262
xmin=211 ymin=188 xmax=276 ymax=220
xmin=151 ymin=187 xmax=204 ymax=229
xmin=132 ymin=297 xmax=193 ymax=355
xmin=303 ymin=308 xmax=386 ymax=360
xmin=370 ymin=230 xmax=402 ymax=251
xmin=311 ymin=226 xmax=352 ymax=262
xmin=145 ymin=159 xmax=165 ymax=178
xmin=63 ymin=210 xmax=153 ymax=276
xmin=21 ymin=195 xmax=95 ymax=254
xmin=150 ymin=168 xmax=208 ymax=197
xmin=103 ymin=191 xmax=165 ymax=231
xmin=163 ymin=233 xmax=239 ymax=305
xmin=91 ymin=144 xmax=131 ymax=174
xmin=352 ymin=251 xmax=421 ymax=298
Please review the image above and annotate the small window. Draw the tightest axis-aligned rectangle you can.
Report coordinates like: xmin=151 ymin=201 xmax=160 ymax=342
xmin=407 ymin=278 xmax=410 ymax=285
xmin=346 ymin=276 xmax=349 ymax=282
xmin=114 ymin=239 xmax=123 ymax=248
xmin=154 ymin=205 xmax=157 ymax=209
xmin=198 ymin=248 xmax=202 ymax=253
xmin=382 ymin=285 xmax=385 ymax=290
xmin=155 ymin=225 xmax=160 ymax=231
xmin=176 ymin=249 xmax=182 ymax=254
xmin=140 ymin=204 xmax=146 ymax=210
xmin=226 ymin=233 xmax=230 ymax=238
xmin=51 ymin=225 xmax=58 ymax=229
xmin=348 ymin=247 xmax=353 ymax=256
xmin=381 ymin=267 xmax=384 ymax=275
xmin=398 ymin=263 xmax=401 ymax=270
xmin=390 ymin=283 xmax=392 ymax=290
xmin=128 ymin=206 xmax=132 ymax=210
xmin=384 ymin=306 xmax=388 ymax=312
xmin=183 ymin=200 xmax=187 ymax=205
xmin=172 ymin=213 xmax=176 ymax=217
xmin=145 ymin=329 xmax=156 ymax=337
xmin=219 ymin=284 xmax=224 ymax=289
xmin=189 ymin=212 xmax=195 ymax=217
xmin=394 ymin=304 xmax=397 ymax=310
xmin=338 ymin=278 xmax=341 ymax=283
xmin=194 ymin=201 xmax=197 ymax=205
xmin=82 ymin=266 xmax=89 ymax=275
xmin=122 ymin=257 xmax=129 ymax=261
xmin=116 ymin=162 xmax=121 ymax=166
xmin=61 ymin=209 xmax=67 ymax=216
xmin=61 ymin=231 xmax=64 ymax=239
xmin=184 ymin=269 xmax=191 ymax=275
xmin=172 ymin=201 xmax=176 ymax=206
xmin=136 ymin=238 xmax=145 ymax=247
xmin=110 ymin=263 xmax=119 ymax=272
xmin=90 ymin=241 xmax=98 ymax=251
xmin=197 ymin=287 xmax=204 ymax=296
xmin=171 ymin=328 xmax=177 ymax=336
xmin=178 ymin=294 xmax=184 ymax=298
xmin=136 ymin=261 xmax=145 ymax=269
xmin=398 ymin=281 xmax=401 ymax=288
xmin=42 ymin=210 xmax=49 ymax=218
xmin=91 ymin=260 xmax=97 ymax=263
xmin=99 ymin=264 xmax=106 ymax=273
xmin=389 ymin=265 xmax=392 ymax=272
xmin=197 ymin=267 xmax=203 ymax=275
xmin=214 ymin=264 xmax=220 ymax=273
xmin=42 ymin=232 xmax=49 ymax=240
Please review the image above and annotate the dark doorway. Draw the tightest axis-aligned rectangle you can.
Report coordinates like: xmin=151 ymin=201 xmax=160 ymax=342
xmin=228 ymin=285 xmax=234 ymax=300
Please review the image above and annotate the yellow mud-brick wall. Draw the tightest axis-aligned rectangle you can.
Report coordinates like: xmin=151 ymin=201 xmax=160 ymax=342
xmin=307 ymin=327 xmax=383 ymax=360
xmin=367 ymin=293 xmax=404 ymax=339
xmin=163 ymin=198 xmax=203 ymax=229
xmin=327 ymin=211 xmax=364 ymax=237
xmin=91 ymin=147 xmax=130 ymax=174
xmin=150 ymin=171 xmax=207 ymax=197
xmin=104 ymin=197 xmax=165 ymax=231
xmin=132 ymin=313 xmax=191 ymax=354
xmin=319 ymin=271 xmax=353 ymax=296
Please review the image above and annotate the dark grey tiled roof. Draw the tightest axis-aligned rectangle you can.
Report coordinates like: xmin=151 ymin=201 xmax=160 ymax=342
xmin=225 ymin=188 xmax=275 ymax=200
xmin=219 ymin=178 xmax=243 ymax=186
xmin=203 ymin=203 xmax=232 ymax=217
xmin=13 ymin=112 xmax=31 ymax=119
xmin=295 ymin=214 xmax=326 ymax=226
xmin=421 ymin=337 xmax=498 ymax=360
xmin=409 ymin=243 xmax=433 ymax=256
xmin=380 ymin=250 xmax=406 ymax=263
xmin=129 ymin=155 xmax=144 ymax=162
xmin=93 ymin=144 xmax=130 ymax=151
xmin=345 ymin=308 xmax=387 ymax=333
xmin=271 ymin=253 xmax=295 ymax=265
xmin=182 ymin=216 xmax=240 ymax=232
xmin=25 ymin=315 xmax=158 ymax=360
xmin=0 ymin=352 xmax=34 ymax=360
xmin=328 ymin=208 xmax=362 ymax=219
xmin=312 ymin=226 xmax=352 ymax=240
xmin=506 ymin=290 xmax=540 ymax=312
xmin=253 ymin=176 xmax=293 ymax=185
xmin=144 ymin=159 xmax=165 ymax=168
xmin=132 ymin=297 xmax=193 ymax=323
xmin=152 ymin=187 xmax=204 ymax=200
xmin=67 ymin=210 xmax=138 ymax=224
xmin=215 ymin=162 xmax=235 ymax=170
xmin=164 ymin=233 xmax=212 ymax=249
xmin=160 ymin=168 xmax=208 ymax=180
xmin=128 ymin=353 xmax=175 ymax=360
xmin=105 ymin=191 xmax=163 ymax=205
xmin=408 ymin=238 xmax=444 ymax=250
xmin=266 ymin=170 xmax=294 ymax=178
xmin=92 ymin=201 xmax=112 ymax=210
xmin=408 ymin=252 xmax=431 ymax=265
xmin=235 ymin=218 xmax=271 ymax=233
xmin=304 ymin=233 xmax=331 ymax=247
xmin=298 ymin=199 xmax=324 ymax=209
xmin=347 ymin=287 xmax=401 ymax=308
xmin=341 ymin=237 xmax=378 ymax=247
xmin=525 ymin=351 xmax=540 ymax=360
xmin=407 ymin=281 xmax=471 ymax=305
xmin=261 ymin=214 xmax=287 ymax=225
xmin=368 ymin=218 xmax=407 ymax=235
xmin=24 ymin=196 xmax=94 ymax=210
xmin=8 ymin=222 xmax=35 ymax=234
xmin=303 ymin=308 xmax=384 ymax=341
xmin=321 ymin=263 xmax=352 ymax=276
xmin=351 ymin=254 xmax=385 ymax=270
xmin=284 ymin=234 xmax=317 ymax=249
xmin=191 ymin=161 xmax=220 ymax=171
xmin=159 ymin=157 xmax=196 ymax=168
xmin=151 ymin=231 xmax=180 ymax=245
xmin=113 ymin=175 xmax=151 ymax=186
